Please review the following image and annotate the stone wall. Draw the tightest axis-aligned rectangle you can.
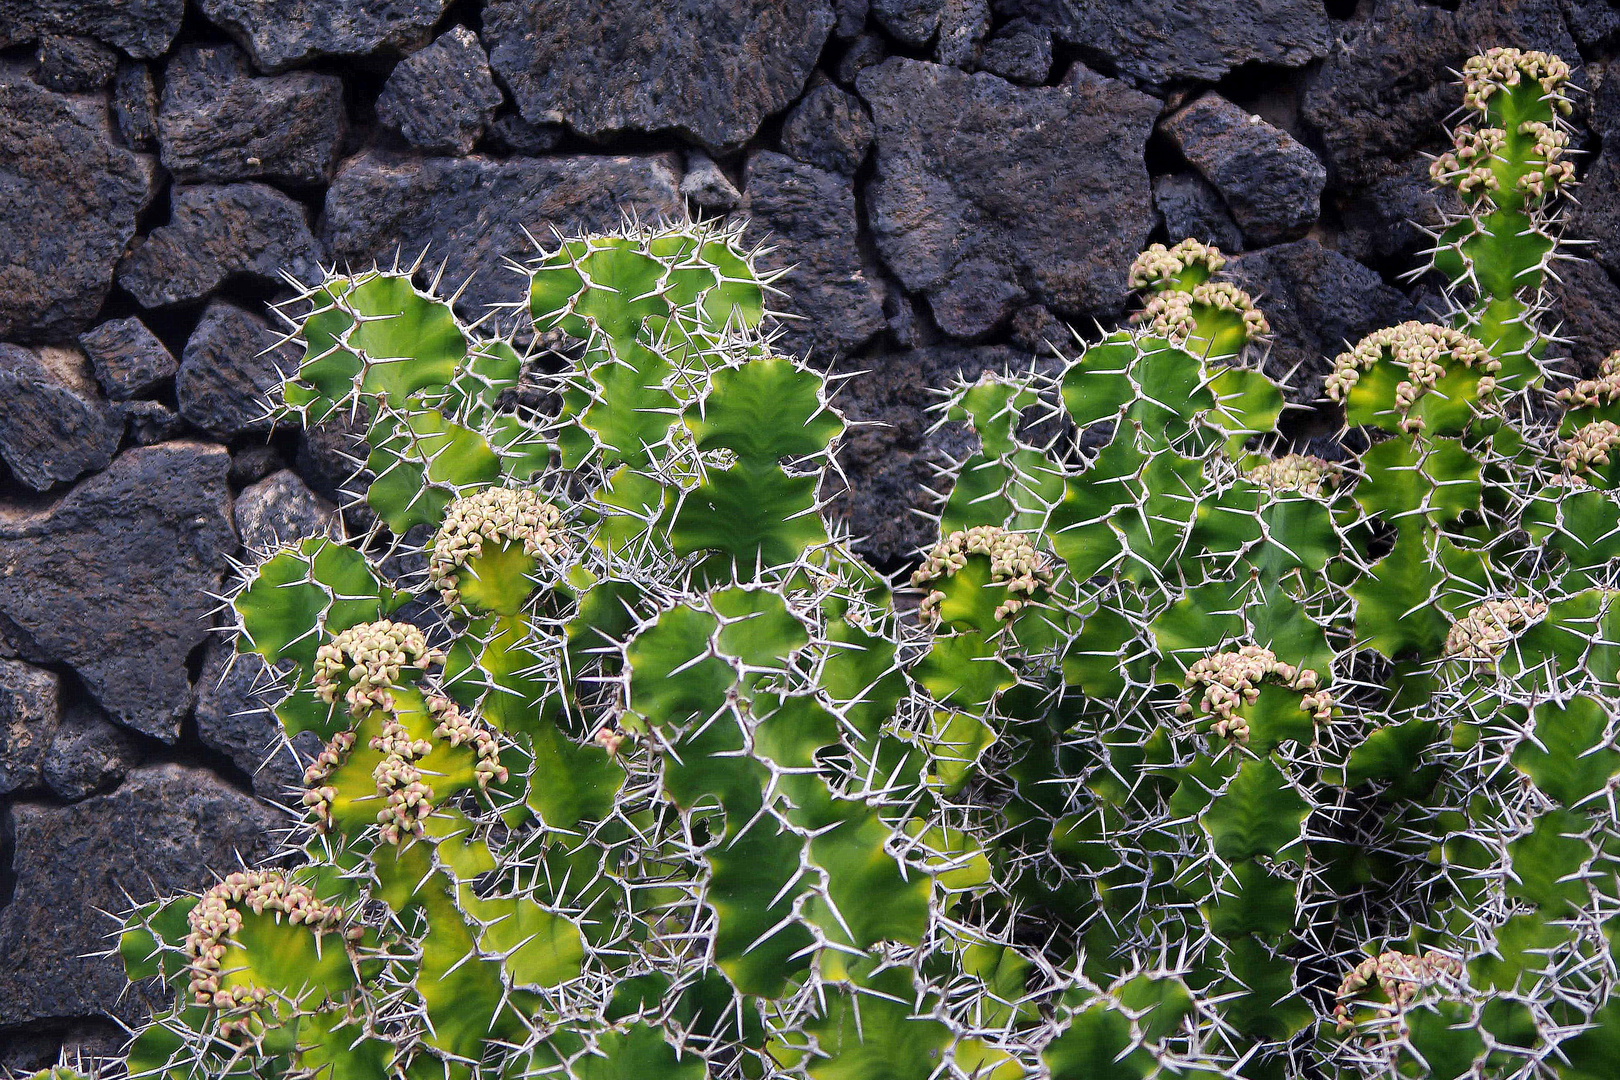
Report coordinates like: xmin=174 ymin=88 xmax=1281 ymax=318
xmin=3 ymin=0 xmax=1620 ymax=1068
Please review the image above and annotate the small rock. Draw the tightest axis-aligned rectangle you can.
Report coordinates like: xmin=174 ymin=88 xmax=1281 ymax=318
xmin=377 ymin=26 xmax=503 ymax=156
xmin=681 ymin=153 xmax=742 ymax=212
xmin=742 ymin=151 xmax=887 ymax=358
xmin=936 ymin=0 xmax=990 ymax=69
xmin=871 ymin=0 xmax=938 ymax=45
xmin=1564 ymin=0 xmax=1620 ymax=52
xmin=229 ymin=444 xmax=285 ymax=487
xmin=195 ymin=640 xmax=311 ymax=801
xmin=1008 ymin=304 xmax=1067 ymax=356
xmin=0 ymin=442 xmax=235 ymax=741
xmin=115 ymin=399 xmax=183 ymax=446
xmin=178 ymin=300 xmax=299 ymax=438
xmin=836 ymin=32 xmax=888 ymax=85
xmin=1152 ymin=172 xmax=1244 ymax=253
xmin=1332 ymin=157 xmax=1460 ymax=267
xmin=0 ymin=344 xmax=122 ymax=492
xmin=0 ymin=763 xmax=282 ymax=1027
xmin=117 ymin=184 xmax=323 ymax=309
xmin=159 ymin=43 xmax=346 ymax=186
xmin=884 ymin=291 xmax=925 ymax=350
xmin=781 ymin=78 xmax=873 ymax=176
xmin=1163 ymin=94 xmax=1325 ymax=247
xmin=484 ymin=0 xmax=835 ymax=150
xmin=485 ymin=113 xmax=563 ymax=155
xmin=1549 ymin=257 xmax=1620 ymax=375
xmin=78 ymin=316 xmax=178 ymax=400
xmin=34 ymin=34 xmax=117 ymax=92
xmin=234 ymin=469 xmax=335 ymax=553
xmin=980 ymin=19 xmax=1052 ymax=85
xmin=297 ymin=413 xmax=372 ymax=509
xmin=199 ymin=0 xmax=450 ymax=73
xmin=43 ymin=700 xmax=139 ymax=801
xmin=0 ymin=660 xmax=60 ymax=797
xmin=112 ymin=61 xmax=158 ymax=150
xmin=834 ymin=0 xmax=869 ymax=37
xmin=1571 ymin=76 xmax=1620 ymax=278
xmin=0 ymin=0 xmax=183 ymax=59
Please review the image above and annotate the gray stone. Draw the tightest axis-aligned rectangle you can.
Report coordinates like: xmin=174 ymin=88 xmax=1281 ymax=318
xmin=871 ymin=0 xmax=938 ymax=45
xmin=78 ymin=316 xmax=178 ymax=400
xmin=0 ymin=345 xmax=122 ymax=491
xmin=1332 ymin=157 xmax=1460 ymax=268
xmin=35 ymin=34 xmax=117 ymax=92
xmin=234 ymin=469 xmax=336 ymax=553
xmin=681 ymin=153 xmax=743 ymax=212
xmin=229 ymin=444 xmax=285 ymax=488
xmin=1571 ymin=75 xmax=1620 ymax=278
xmin=836 ymin=32 xmax=888 ymax=85
xmin=0 ymin=0 xmax=183 ymax=59
xmin=980 ymin=19 xmax=1052 ymax=85
xmin=485 ymin=114 xmax=564 ymax=154
xmin=297 ymin=412 xmax=372 ymax=511
xmin=0 ymin=763 xmax=281 ymax=1027
xmin=1163 ymin=94 xmax=1325 ymax=248
xmin=742 ymin=151 xmax=886 ymax=359
xmin=178 ymin=300 xmax=299 ymax=438
xmin=0 ymin=1019 xmax=123 ymax=1077
xmin=485 ymin=0 xmax=835 ymax=150
xmin=377 ymin=26 xmax=503 ymax=156
xmin=859 ymin=59 xmax=1158 ymax=338
xmin=117 ymin=184 xmax=323 ymax=309
xmin=112 ymin=61 xmax=158 ymax=150
xmin=1563 ymin=0 xmax=1620 ymax=52
xmin=195 ymin=641 xmax=313 ymax=801
xmin=0 ymin=660 xmax=60 ymax=796
xmin=936 ymin=0 xmax=991 ymax=69
xmin=1152 ymin=173 xmax=1244 ymax=253
xmin=0 ymin=77 xmax=153 ymax=343
xmin=323 ymin=151 xmax=683 ymax=323
xmin=0 ymin=443 xmax=236 ymax=741
xmin=781 ymin=78 xmax=873 ymax=176
xmin=43 ymin=701 xmax=139 ymax=801
xmin=995 ymin=0 xmax=1331 ymax=88
xmin=1549 ymin=257 xmax=1620 ymax=376
xmin=834 ymin=0 xmax=869 ymax=37
xmin=159 ymin=43 xmax=346 ymax=187
xmin=117 ymin=399 xmax=184 ymax=446
xmin=200 ymin=0 xmax=451 ymax=72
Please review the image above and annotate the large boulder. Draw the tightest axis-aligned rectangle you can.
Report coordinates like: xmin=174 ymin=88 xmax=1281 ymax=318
xmin=0 ymin=345 xmax=122 ymax=491
xmin=0 ymin=0 xmax=182 ymax=58
xmin=858 ymin=59 xmax=1158 ymax=339
xmin=198 ymin=0 xmax=451 ymax=72
xmin=484 ymin=0 xmax=835 ymax=149
xmin=0 ymin=443 xmax=236 ymax=741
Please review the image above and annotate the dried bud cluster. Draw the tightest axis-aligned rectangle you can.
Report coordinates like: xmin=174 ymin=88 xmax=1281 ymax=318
xmin=913 ymin=526 xmax=1053 ymax=623
xmin=429 ymin=694 xmax=507 ymax=788
xmin=1325 ymin=322 xmax=1497 ymax=432
xmin=1560 ymin=420 xmax=1620 ymax=478
xmin=1557 ymin=350 xmax=1620 ymax=410
xmin=1133 ymin=282 xmax=1269 ymax=346
xmin=429 ymin=487 xmax=569 ymax=611
xmin=1128 ymin=239 xmax=1226 ymax=292
xmin=1178 ymin=644 xmax=1332 ymax=744
xmin=1246 ymin=454 xmax=1339 ymax=497
xmin=1444 ymin=598 xmax=1548 ymax=661
xmin=1462 ymin=48 xmax=1573 ymax=115
xmin=314 ymin=620 xmax=441 ymax=715
xmin=1334 ymin=950 xmax=1465 ymax=1031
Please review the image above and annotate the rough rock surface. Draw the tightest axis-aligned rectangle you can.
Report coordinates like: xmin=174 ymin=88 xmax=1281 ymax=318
xmin=0 ymin=443 xmax=235 ymax=741
xmin=484 ymin=0 xmax=835 ymax=149
xmin=323 ymin=151 xmax=683 ymax=321
xmin=234 ymin=469 xmax=336 ymax=553
xmin=0 ymin=345 xmax=123 ymax=491
xmin=199 ymin=0 xmax=451 ymax=72
xmin=177 ymin=300 xmax=299 ymax=437
xmin=980 ymin=18 xmax=1052 ymax=85
xmin=195 ymin=641 xmax=310 ymax=800
xmin=1571 ymin=73 xmax=1620 ymax=278
xmin=0 ymin=763 xmax=281 ymax=1027
xmin=159 ymin=43 xmax=346 ymax=186
xmin=859 ymin=59 xmax=1158 ymax=338
xmin=78 ymin=316 xmax=179 ymax=400
xmin=1549 ymin=257 xmax=1620 ymax=375
xmin=1163 ymin=94 xmax=1325 ymax=247
xmin=0 ymin=0 xmax=184 ymax=58
xmin=1153 ymin=173 xmax=1244 ymax=253
xmin=118 ymin=400 xmax=185 ymax=446
xmin=0 ymin=77 xmax=153 ymax=343
xmin=118 ymin=183 xmax=323 ymax=308
xmin=35 ymin=34 xmax=118 ymax=92
xmin=376 ymin=25 xmax=503 ymax=155
xmin=681 ymin=153 xmax=742 ymax=212
xmin=1332 ymin=157 xmax=1460 ymax=268
xmin=112 ymin=61 xmax=159 ymax=150
xmin=781 ymin=78 xmax=873 ymax=176
xmin=0 ymin=661 xmax=60 ymax=797
xmin=43 ymin=702 xmax=140 ymax=802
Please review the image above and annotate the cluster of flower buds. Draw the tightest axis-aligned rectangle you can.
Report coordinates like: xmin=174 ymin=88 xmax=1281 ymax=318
xmin=1133 ymin=282 xmax=1269 ymax=347
xmin=428 ymin=694 xmax=507 ymax=788
xmin=1444 ymin=597 xmax=1549 ymax=662
xmin=370 ymin=717 xmax=436 ymax=845
xmin=913 ymin=526 xmax=1053 ymax=623
xmin=1325 ymin=322 xmax=1497 ymax=432
xmin=1334 ymin=950 xmax=1465 ymax=1032
xmin=429 ymin=487 xmax=568 ymax=611
xmin=301 ymin=729 xmax=357 ymax=833
xmin=594 ymin=726 xmax=628 ymax=756
xmin=1245 ymin=454 xmax=1340 ymax=497
xmin=1461 ymin=47 xmax=1573 ymax=116
xmin=1560 ymin=420 xmax=1620 ymax=478
xmin=1177 ymin=644 xmax=1332 ymax=744
xmin=1515 ymin=120 xmax=1575 ymax=198
xmin=1557 ymin=350 xmax=1620 ymax=411
xmin=1430 ymin=126 xmax=1507 ymax=195
xmin=1128 ymin=238 xmax=1226 ymax=292
xmin=313 ymin=620 xmax=442 ymax=716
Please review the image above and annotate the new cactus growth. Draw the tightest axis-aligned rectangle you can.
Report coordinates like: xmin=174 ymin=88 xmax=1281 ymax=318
xmin=83 ymin=45 xmax=1620 ymax=1080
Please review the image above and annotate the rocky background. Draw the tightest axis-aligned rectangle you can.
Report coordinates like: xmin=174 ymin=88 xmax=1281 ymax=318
xmin=3 ymin=0 xmax=1620 ymax=1067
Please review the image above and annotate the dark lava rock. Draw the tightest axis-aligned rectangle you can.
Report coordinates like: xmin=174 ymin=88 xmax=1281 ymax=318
xmin=35 ymin=34 xmax=117 ymax=92
xmin=117 ymin=399 xmax=184 ymax=446
xmin=1152 ymin=173 xmax=1244 ymax=253
xmin=1563 ymin=0 xmax=1620 ymax=51
xmin=781 ymin=78 xmax=873 ymax=176
xmin=0 ymin=763 xmax=281 ymax=1027
xmin=484 ymin=0 xmax=835 ymax=150
xmin=936 ymin=0 xmax=991 ymax=69
xmin=859 ymin=58 xmax=1158 ymax=338
xmin=42 ymin=700 xmax=139 ymax=802
xmin=1228 ymin=238 xmax=1420 ymax=410
xmin=1302 ymin=0 xmax=1578 ymax=188
xmin=995 ymin=0 xmax=1331 ymax=88
xmin=836 ymin=32 xmax=888 ymax=84
xmin=323 ymin=151 xmax=683 ymax=322
xmin=1163 ymin=94 xmax=1325 ymax=248
xmin=178 ymin=300 xmax=299 ymax=438
xmin=117 ymin=184 xmax=322 ymax=309
xmin=681 ymin=153 xmax=742 ymax=212
xmin=200 ymin=0 xmax=448 ymax=72
xmin=78 ymin=315 xmax=178 ymax=400
xmin=742 ymin=151 xmax=886 ymax=359
xmin=0 ymin=77 xmax=154 ymax=343
xmin=0 ymin=659 xmax=60 ymax=796
xmin=297 ymin=411 xmax=372 ymax=510
xmin=0 ymin=345 xmax=122 ymax=492
xmin=0 ymin=1019 xmax=123 ymax=1077
xmin=835 ymin=0 xmax=869 ymax=37
xmin=980 ymin=19 xmax=1052 ymax=85
xmin=377 ymin=25 xmax=503 ymax=156
xmin=229 ymin=444 xmax=285 ymax=488
xmin=1332 ymin=156 xmax=1460 ymax=268
xmin=234 ymin=469 xmax=335 ymax=553
xmin=0 ymin=0 xmax=183 ymax=59
xmin=872 ymin=0 xmax=939 ymax=45
xmin=1571 ymin=75 xmax=1620 ymax=278
xmin=195 ymin=640 xmax=312 ymax=801
xmin=0 ymin=442 xmax=236 ymax=741
xmin=159 ymin=43 xmax=346 ymax=187
xmin=485 ymin=113 xmax=564 ymax=154
xmin=1549 ymin=257 xmax=1620 ymax=376
xmin=112 ymin=61 xmax=159 ymax=150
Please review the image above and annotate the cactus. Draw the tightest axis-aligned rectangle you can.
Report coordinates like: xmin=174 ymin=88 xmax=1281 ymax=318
xmin=82 ymin=45 xmax=1620 ymax=1080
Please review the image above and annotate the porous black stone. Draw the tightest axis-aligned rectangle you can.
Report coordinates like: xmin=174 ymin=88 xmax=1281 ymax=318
xmin=34 ymin=35 xmax=117 ymax=92
xmin=376 ymin=26 xmax=503 ymax=156
xmin=78 ymin=316 xmax=179 ymax=400
xmin=0 ymin=344 xmax=123 ymax=492
xmin=177 ymin=300 xmax=299 ymax=438
xmin=0 ymin=660 xmax=60 ymax=797
xmin=198 ymin=0 xmax=450 ymax=72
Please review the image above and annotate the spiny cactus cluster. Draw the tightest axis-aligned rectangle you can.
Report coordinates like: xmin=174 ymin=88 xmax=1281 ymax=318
xmin=78 ymin=45 xmax=1620 ymax=1080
